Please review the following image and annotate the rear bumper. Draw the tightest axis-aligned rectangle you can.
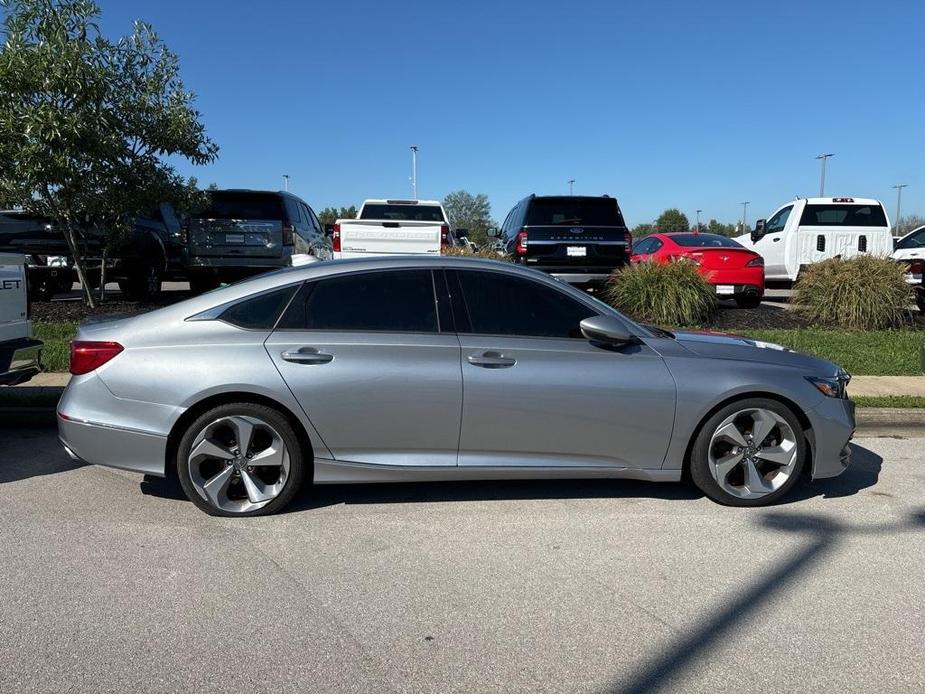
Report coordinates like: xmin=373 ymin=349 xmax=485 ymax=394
xmin=58 ymin=414 xmax=168 ymax=477
xmin=187 ymin=255 xmax=288 ymax=270
xmin=0 ymin=338 xmax=42 ymax=386
xmin=712 ymin=283 xmax=764 ymax=298
xmin=550 ymin=272 xmax=612 ymax=284
xmin=806 ymin=396 xmax=856 ymax=479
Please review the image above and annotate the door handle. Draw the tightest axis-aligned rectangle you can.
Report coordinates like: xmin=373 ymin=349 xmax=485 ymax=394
xmin=771 ymin=237 xmax=781 ymax=242
xmin=281 ymin=347 xmax=334 ymax=365
xmin=467 ymin=350 xmax=516 ymax=368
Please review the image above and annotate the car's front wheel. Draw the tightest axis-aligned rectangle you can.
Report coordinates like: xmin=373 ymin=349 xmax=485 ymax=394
xmin=690 ymin=398 xmax=806 ymax=506
xmin=176 ymin=403 xmax=307 ymax=516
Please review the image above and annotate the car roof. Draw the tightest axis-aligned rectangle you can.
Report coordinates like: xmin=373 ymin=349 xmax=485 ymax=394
xmin=802 ymin=197 xmax=882 ymax=206
xmin=362 ymin=199 xmax=442 ymax=206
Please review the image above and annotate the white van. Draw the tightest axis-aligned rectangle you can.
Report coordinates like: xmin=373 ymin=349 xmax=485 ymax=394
xmin=1 ymin=253 xmax=42 ymax=385
xmin=735 ymin=197 xmax=892 ymax=285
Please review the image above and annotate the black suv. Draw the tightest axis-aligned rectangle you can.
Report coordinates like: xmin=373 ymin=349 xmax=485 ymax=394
xmin=185 ymin=190 xmax=331 ymax=293
xmin=489 ymin=195 xmax=632 ymax=285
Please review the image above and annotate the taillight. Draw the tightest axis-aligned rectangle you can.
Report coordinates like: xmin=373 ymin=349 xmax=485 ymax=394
xmin=70 ymin=341 xmax=124 ymax=375
xmin=623 ymin=230 xmax=633 ymax=255
xmin=440 ymin=224 xmax=450 ymax=248
xmin=281 ymin=223 xmax=295 ymax=246
xmin=746 ymin=257 xmax=765 ymax=267
xmin=332 ymin=223 xmax=341 ymax=253
xmin=515 ymin=229 xmax=528 ymax=255
xmin=24 ymin=265 xmax=32 ymax=320
xmin=909 ymin=259 xmax=924 ymax=278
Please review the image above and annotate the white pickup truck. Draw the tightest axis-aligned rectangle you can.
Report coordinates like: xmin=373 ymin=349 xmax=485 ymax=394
xmin=332 ymin=199 xmax=450 ymax=259
xmin=0 ymin=253 xmax=42 ymax=385
xmin=735 ymin=197 xmax=892 ymax=286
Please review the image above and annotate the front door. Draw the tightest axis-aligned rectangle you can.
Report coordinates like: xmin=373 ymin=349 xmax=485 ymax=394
xmin=755 ymin=204 xmax=793 ymax=280
xmin=448 ymin=269 xmax=676 ymax=469
xmin=265 ymin=268 xmax=462 ymax=467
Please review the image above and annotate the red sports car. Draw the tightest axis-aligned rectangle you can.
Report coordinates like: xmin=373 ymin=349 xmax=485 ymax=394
xmin=631 ymin=232 xmax=765 ymax=308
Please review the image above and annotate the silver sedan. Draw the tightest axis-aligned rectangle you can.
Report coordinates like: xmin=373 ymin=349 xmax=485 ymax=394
xmin=57 ymin=257 xmax=855 ymax=516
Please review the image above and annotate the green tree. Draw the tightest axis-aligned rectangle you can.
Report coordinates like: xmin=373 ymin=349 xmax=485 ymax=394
xmin=704 ymin=219 xmax=739 ymax=237
xmin=0 ymin=0 xmax=218 ymax=306
xmin=654 ymin=209 xmax=690 ymax=234
xmin=317 ymin=206 xmax=358 ymax=227
xmin=442 ymin=190 xmax=495 ymax=246
xmin=631 ymin=223 xmax=655 ymax=238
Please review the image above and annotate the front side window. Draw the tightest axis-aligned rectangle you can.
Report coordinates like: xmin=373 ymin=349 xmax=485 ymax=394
xmin=278 ymin=270 xmax=438 ymax=333
xmin=897 ymin=228 xmax=925 ymax=250
xmin=455 ymin=270 xmax=597 ymax=339
xmin=766 ymin=206 xmax=793 ymax=234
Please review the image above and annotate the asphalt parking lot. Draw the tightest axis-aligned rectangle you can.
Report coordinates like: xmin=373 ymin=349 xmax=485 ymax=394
xmin=1 ymin=426 xmax=923 ymax=693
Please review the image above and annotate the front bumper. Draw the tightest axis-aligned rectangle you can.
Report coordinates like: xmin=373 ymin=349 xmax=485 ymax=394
xmin=0 ymin=338 xmax=43 ymax=386
xmin=806 ymin=396 xmax=856 ymax=479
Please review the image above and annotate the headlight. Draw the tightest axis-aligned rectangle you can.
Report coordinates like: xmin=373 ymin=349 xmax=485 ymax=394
xmin=806 ymin=370 xmax=851 ymax=399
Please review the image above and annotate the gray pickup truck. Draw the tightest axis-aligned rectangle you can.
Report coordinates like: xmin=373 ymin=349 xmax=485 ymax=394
xmin=0 ymin=253 xmax=42 ymax=385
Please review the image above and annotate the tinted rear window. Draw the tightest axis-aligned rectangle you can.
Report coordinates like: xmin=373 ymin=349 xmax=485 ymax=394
xmin=526 ymin=198 xmax=625 ymax=227
xmin=799 ymin=204 xmax=887 ymax=227
xmin=219 ymin=286 xmax=298 ymax=330
xmin=200 ymin=193 xmax=284 ymax=221
xmin=278 ymin=270 xmax=438 ymax=333
xmin=359 ymin=204 xmax=446 ymax=222
xmin=670 ymin=234 xmax=743 ymax=248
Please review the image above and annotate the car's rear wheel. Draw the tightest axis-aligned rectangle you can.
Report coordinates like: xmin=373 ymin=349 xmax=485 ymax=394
xmin=118 ymin=263 xmax=162 ymax=301
xmin=176 ymin=403 xmax=306 ymax=516
xmin=189 ymin=273 xmax=220 ymax=294
xmin=690 ymin=398 xmax=806 ymax=506
xmin=734 ymin=296 xmax=761 ymax=309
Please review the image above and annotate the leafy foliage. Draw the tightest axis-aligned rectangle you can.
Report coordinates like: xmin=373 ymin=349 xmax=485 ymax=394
xmin=604 ymin=259 xmax=716 ymax=326
xmin=897 ymin=214 xmax=925 ymax=237
xmin=793 ymin=256 xmax=913 ymax=330
xmin=317 ymin=206 xmax=357 ymax=226
xmin=442 ymin=190 xmax=495 ymax=246
xmin=631 ymin=223 xmax=655 ymax=238
xmin=0 ymin=0 xmax=217 ymax=305
xmin=441 ymin=245 xmax=512 ymax=261
xmin=654 ymin=208 xmax=690 ymax=234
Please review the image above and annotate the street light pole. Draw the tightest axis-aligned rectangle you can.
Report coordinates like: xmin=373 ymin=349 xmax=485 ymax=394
xmin=695 ymin=209 xmax=702 ymax=233
xmin=409 ymin=145 xmax=418 ymax=199
xmin=568 ymin=179 xmax=575 ymax=196
xmin=894 ymin=184 xmax=908 ymax=235
xmin=816 ymin=153 xmax=834 ymax=197
xmin=282 ymin=174 xmax=289 ymax=192
xmin=740 ymin=201 xmax=750 ymax=232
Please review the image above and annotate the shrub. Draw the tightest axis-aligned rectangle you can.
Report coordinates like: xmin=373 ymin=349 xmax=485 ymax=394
xmin=604 ymin=259 xmax=716 ymax=326
xmin=793 ymin=256 xmax=913 ymax=330
xmin=441 ymin=245 xmax=512 ymax=261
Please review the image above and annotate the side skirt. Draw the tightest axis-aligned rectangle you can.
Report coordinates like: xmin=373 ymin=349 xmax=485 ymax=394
xmin=313 ymin=459 xmax=682 ymax=484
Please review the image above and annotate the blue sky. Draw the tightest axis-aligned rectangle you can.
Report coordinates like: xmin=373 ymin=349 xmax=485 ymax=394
xmin=92 ymin=0 xmax=924 ymax=226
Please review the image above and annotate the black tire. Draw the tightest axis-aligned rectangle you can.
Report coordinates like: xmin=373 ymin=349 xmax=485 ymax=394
xmin=118 ymin=263 xmax=162 ymax=301
xmin=28 ymin=275 xmax=56 ymax=301
xmin=689 ymin=397 xmax=807 ymax=507
xmin=734 ymin=296 xmax=762 ymax=309
xmin=189 ymin=274 xmax=220 ymax=294
xmin=915 ymin=288 xmax=925 ymax=314
xmin=176 ymin=403 xmax=307 ymax=517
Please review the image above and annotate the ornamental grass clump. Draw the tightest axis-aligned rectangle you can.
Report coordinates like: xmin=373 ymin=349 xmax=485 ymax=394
xmin=793 ymin=255 xmax=913 ymax=330
xmin=604 ymin=259 xmax=716 ymax=327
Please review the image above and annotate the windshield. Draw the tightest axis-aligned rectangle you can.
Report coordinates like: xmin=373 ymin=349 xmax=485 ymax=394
xmin=360 ymin=204 xmax=446 ymax=222
xmin=670 ymin=234 xmax=743 ymax=248
xmin=527 ymin=197 xmax=625 ymax=226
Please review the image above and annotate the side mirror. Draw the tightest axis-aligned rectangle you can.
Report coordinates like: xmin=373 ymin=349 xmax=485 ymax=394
xmin=580 ymin=316 xmax=635 ymax=347
xmin=486 ymin=226 xmax=501 ymax=239
xmin=751 ymin=219 xmax=766 ymax=243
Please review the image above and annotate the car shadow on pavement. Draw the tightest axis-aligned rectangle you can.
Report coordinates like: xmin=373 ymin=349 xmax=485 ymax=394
xmin=136 ymin=443 xmax=883 ymax=512
xmin=287 ymin=477 xmax=703 ymax=512
xmin=0 ymin=426 xmax=85 ymax=484
xmin=608 ymin=507 xmax=925 ymax=694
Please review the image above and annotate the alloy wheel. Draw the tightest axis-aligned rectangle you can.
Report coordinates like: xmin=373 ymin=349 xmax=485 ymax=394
xmin=707 ymin=407 xmax=799 ymax=500
xmin=187 ymin=415 xmax=291 ymax=513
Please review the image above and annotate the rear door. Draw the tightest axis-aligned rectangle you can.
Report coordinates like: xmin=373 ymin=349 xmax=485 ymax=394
xmin=188 ymin=192 xmax=285 ymax=259
xmin=265 ymin=268 xmax=462 ymax=467
xmin=450 ymin=268 xmax=676 ymax=469
xmin=0 ymin=255 xmax=28 ymax=343
xmin=522 ymin=197 xmax=629 ymax=269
